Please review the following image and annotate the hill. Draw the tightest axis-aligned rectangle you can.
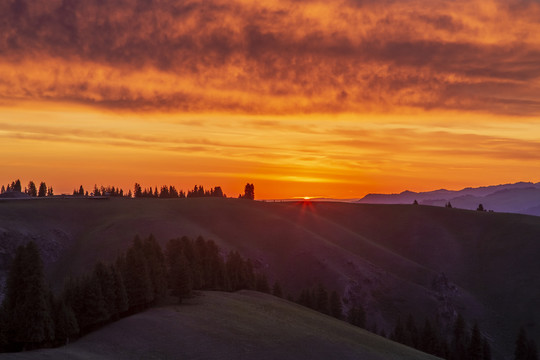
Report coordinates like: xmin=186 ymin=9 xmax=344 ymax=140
xmin=0 ymin=291 xmax=439 ymax=360
xmin=358 ymin=181 xmax=540 ymax=215
xmin=0 ymin=197 xmax=538 ymax=358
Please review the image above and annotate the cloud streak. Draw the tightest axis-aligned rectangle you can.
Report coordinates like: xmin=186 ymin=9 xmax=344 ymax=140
xmin=1 ymin=0 xmax=540 ymax=115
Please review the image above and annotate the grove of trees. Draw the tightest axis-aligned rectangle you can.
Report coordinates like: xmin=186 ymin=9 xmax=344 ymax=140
xmin=0 ymin=235 xmax=268 ymax=353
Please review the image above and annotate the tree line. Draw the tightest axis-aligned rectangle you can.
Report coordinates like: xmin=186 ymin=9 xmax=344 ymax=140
xmin=1 ymin=180 xmax=53 ymax=197
xmin=0 ymin=235 xmax=267 ymax=352
xmin=1 ymin=179 xmax=255 ymax=200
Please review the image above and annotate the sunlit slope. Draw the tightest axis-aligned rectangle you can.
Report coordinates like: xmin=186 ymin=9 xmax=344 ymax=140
xmin=0 ymin=291 xmax=440 ymax=360
xmin=0 ymin=198 xmax=538 ymax=355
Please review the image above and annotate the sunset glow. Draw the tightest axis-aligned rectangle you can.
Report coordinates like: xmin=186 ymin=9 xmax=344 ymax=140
xmin=2 ymin=0 xmax=540 ymax=198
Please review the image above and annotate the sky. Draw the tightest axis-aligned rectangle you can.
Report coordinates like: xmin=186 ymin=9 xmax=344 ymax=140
xmin=1 ymin=0 xmax=540 ymax=199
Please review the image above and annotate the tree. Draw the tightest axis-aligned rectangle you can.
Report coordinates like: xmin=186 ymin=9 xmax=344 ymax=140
xmin=445 ymin=202 xmax=452 ymax=208
xmin=515 ymin=328 xmax=529 ymax=360
xmin=47 ymin=187 xmax=54 ymax=196
xmin=413 ymin=199 xmax=418 ymax=205
xmin=477 ymin=204 xmax=485 ymax=211
xmin=27 ymin=181 xmax=37 ymax=197
xmin=166 ymin=238 xmax=193 ymax=303
xmin=122 ymin=239 xmax=154 ymax=310
xmin=241 ymin=183 xmax=255 ymax=200
xmin=134 ymin=183 xmax=142 ymax=198
xmin=13 ymin=179 xmax=22 ymax=192
xmin=347 ymin=304 xmax=366 ymax=328
xmin=468 ymin=322 xmax=483 ymax=360
xmin=38 ymin=182 xmax=47 ymax=197
xmin=52 ymin=299 xmax=79 ymax=345
xmin=329 ymin=291 xmax=343 ymax=319
xmin=272 ymin=281 xmax=283 ymax=298
xmin=2 ymin=241 xmax=54 ymax=350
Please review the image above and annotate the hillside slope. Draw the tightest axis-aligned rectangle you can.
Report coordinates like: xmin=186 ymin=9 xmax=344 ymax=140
xmin=0 ymin=291 xmax=440 ymax=360
xmin=0 ymin=198 xmax=538 ymax=357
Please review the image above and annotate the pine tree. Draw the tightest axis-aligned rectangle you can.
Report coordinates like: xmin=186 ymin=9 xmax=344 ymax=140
xmin=483 ymin=337 xmax=492 ymax=360
xmin=256 ymin=273 xmax=270 ymax=293
xmin=329 ymin=291 xmax=343 ymax=319
xmin=347 ymin=304 xmax=366 ymax=328
xmin=515 ymin=328 xmax=529 ymax=360
xmin=2 ymin=242 xmax=54 ymax=350
xmin=27 ymin=181 xmax=37 ymax=197
xmin=123 ymin=240 xmax=154 ymax=310
xmin=528 ymin=339 xmax=539 ymax=360
xmin=110 ymin=264 xmax=129 ymax=317
xmin=272 ymin=281 xmax=283 ymax=298
xmin=142 ymin=235 xmax=168 ymax=301
xmin=38 ymin=182 xmax=47 ymax=197
xmin=468 ymin=322 xmax=483 ymax=360
xmin=52 ymin=298 xmax=79 ymax=345
xmin=315 ymin=284 xmax=330 ymax=315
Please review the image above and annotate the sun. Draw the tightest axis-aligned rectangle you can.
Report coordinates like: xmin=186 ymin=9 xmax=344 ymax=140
xmin=303 ymin=196 xmax=312 ymax=200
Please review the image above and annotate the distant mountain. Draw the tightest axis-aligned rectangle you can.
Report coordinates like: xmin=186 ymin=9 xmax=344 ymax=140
xmin=358 ymin=182 xmax=540 ymax=215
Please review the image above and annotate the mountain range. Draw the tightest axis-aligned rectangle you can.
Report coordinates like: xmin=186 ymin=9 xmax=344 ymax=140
xmin=358 ymin=181 xmax=540 ymax=215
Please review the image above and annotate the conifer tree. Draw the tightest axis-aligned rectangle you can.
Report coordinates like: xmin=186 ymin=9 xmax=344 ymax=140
xmin=123 ymin=240 xmax=154 ymax=310
xmin=515 ymin=328 xmax=529 ymax=360
xmin=2 ymin=242 xmax=54 ymax=350
xmin=142 ymin=235 xmax=168 ymax=300
xmin=52 ymin=298 xmax=79 ymax=345
xmin=468 ymin=322 xmax=483 ymax=360
xmin=110 ymin=264 xmax=129 ymax=317
xmin=38 ymin=182 xmax=47 ymax=197
xmin=272 ymin=281 xmax=283 ymax=298
xmin=347 ymin=304 xmax=366 ymax=328
xmin=27 ymin=181 xmax=37 ymax=197
xmin=329 ymin=291 xmax=343 ymax=319
xmin=315 ymin=284 xmax=330 ymax=315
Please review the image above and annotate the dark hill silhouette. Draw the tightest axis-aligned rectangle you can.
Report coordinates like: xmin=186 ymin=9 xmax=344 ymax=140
xmin=0 ymin=198 xmax=538 ymax=358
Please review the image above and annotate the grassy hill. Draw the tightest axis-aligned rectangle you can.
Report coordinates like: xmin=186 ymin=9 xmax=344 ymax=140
xmin=0 ymin=197 xmax=539 ymax=357
xmin=0 ymin=291 xmax=440 ymax=360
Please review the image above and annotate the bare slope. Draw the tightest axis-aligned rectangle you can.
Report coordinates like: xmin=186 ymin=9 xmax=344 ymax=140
xmin=0 ymin=291 xmax=440 ymax=360
xmin=0 ymin=198 xmax=538 ymax=357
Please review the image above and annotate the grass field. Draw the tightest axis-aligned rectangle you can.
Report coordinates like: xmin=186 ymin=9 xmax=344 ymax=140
xmin=0 ymin=197 xmax=538 ymax=357
xmin=0 ymin=291 xmax=441 ymax=360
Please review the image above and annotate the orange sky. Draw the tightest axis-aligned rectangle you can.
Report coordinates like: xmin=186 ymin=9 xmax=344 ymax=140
xmin=2 ymin=0 xmax=540 ymax=199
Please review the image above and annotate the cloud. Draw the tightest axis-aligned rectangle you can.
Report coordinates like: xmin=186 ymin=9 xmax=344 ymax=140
xmin=1 ymin=0 xmax=540 ymax=115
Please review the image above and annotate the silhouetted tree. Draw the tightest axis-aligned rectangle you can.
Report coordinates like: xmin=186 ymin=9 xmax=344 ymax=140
xmin=241 ymin=183 xmax=255 ymax=200
xmin=47 ymin=187 xmax=54 ymax=196
xmin=468 ymin=322 xmax=483 ymax=360
xmin=347 ymin=304 xmax=366 ymax=328
xmin=52 ymin=298 xmax=79 ymax=345
xmin=483 ymin=337 xmax=492 ymax=360
xmin=122 ymin=238 xmax=154 ymax=310
xmin=2 ymin=242 xmax=54 ymax=350
xmin=256 ymin=273 xmax=270 ymax=293
xmin=13 ymin=179 xmax=21 ymax=192
xmin=413 ymin=199 xmax=418 ymax=205
xmin=38 ymin=182 xmax=47 ymax=197
xmin=27 ymin=181 xmax=37 ymax=197
xmin=272 ymin=281 xmax=283 ymax=298
xmin=134 ymin=183 xmax=142 ymax=198
xmin=477 ymin=204 xmax=485 ymax=211
xmin=445 ymin=202 xmax=453 ymax=208
xmin=329 ymin=291 xmax=343 ymax=319
xmin=515 ymin=328 xmax=530 ymax=360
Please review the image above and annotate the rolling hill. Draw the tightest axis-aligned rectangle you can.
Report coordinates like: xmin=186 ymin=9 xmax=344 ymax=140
xmin=0 ymin=291 xmax=440 ymax=360
xmin=0 ymin=197 xmax=538 ymax=358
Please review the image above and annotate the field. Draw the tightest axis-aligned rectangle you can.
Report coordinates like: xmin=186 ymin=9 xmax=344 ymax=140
xmin=0 ymin=197 xmax=539 ymax=357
